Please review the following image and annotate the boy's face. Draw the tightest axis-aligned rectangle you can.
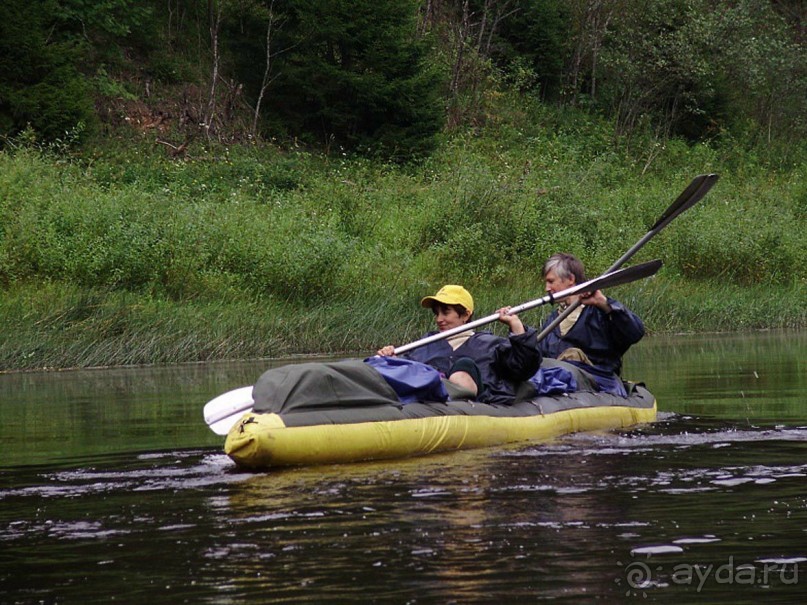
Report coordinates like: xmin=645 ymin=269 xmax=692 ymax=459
xmin=431 ymin=303 xmax=471 ymax=332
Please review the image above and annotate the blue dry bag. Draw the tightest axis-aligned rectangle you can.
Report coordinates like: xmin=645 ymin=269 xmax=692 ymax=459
xmin=529 ymin=366 xmax=578 ymax=395
xmin=363 ymin=356 xmax=449 ymax=404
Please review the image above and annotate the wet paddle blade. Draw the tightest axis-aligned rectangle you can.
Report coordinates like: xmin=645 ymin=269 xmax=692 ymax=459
xmin=205 ymin=262 xmax=662 ymax=433
xmin=204 ymin=385 xmax=254 ymax=435
xmin=538 ymin=174 xmax=719 ymax=343
xmin=651 ymin=173 xmax=719 ymax=233
xmin=584 ymin=258 xmax=663 ymax=292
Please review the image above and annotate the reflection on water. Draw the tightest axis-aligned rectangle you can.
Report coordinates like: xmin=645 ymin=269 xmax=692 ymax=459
xmin=0 ymin=331 xmax=805 ymax=603
xmin=0 ymin=356 xmax=336 ymax=468
xmin=625 ymin=330 xmax=806 ymax=423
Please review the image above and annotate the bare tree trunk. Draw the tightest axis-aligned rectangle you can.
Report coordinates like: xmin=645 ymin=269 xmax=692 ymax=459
xmin=476 ymin=0 xmax=489 ymax=51
xmin=205 ymin=0 xmax=222 ymax=140
xmin=481 ymin=0 xmax=518 ymax=57
xmin=563 ymin=0 xmax=615 ymax=104
xmin=588 ymin=3 xmax=613 ymax=101
xmin=446 ymin=0 xmax=521 ymax=128
xmin=418 ymin=0 xmax=434 ymax=36
xmin=450 ymin=0 xmax=470 ymax=100
xmin=445 ymin=1 xmax=472 ymax=128
xmin=167 ymin=0 xmax=174 ymax=40
xmin=253 ymin=1 xmax=277 ymax=137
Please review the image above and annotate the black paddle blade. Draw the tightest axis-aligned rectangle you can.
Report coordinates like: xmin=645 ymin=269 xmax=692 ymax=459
xmin=585 ymin=259 xmax=663 ymax=292
xmin=652 ymin=173 xmax=719 ymax=232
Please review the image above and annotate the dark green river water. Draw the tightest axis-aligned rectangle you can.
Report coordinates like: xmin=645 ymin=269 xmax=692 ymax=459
xmin=1 ymin=331 xmax=805 ymax=603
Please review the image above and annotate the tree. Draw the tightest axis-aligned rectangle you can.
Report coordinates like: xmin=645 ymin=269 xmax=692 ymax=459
xmin=489 ymin=0 xmax=572 ymax=99
xmin=230 ymin=0 xmax=445 ymax=160
xmin=0 ymin=0 xmax=94 ymax=145
xmin=713 ymin=0 xmax=806 ymax=145
xmin=565 ymin=0 xmax=806 ymax=144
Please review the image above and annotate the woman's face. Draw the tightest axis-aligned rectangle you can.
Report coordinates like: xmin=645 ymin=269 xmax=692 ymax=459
xmin=432 ymin=303 xmax=471 ymax=332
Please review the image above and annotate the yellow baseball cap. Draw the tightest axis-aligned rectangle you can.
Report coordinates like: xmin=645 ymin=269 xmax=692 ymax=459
xmin=420 ymin=285 xmax=474 ymax=313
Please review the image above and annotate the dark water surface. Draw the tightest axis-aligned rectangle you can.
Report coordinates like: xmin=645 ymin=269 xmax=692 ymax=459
xmin=1 ymin=331 xmax=805 ymax=603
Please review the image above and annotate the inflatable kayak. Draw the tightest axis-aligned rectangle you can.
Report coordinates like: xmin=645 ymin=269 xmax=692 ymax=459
xmin=212 ymin=359 xmax=656 ymax=470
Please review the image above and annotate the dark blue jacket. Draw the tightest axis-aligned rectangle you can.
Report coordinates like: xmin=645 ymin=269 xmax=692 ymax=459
xmin=403 ymin=328 xmax=541 ymax=405
xmin=538 ymin=298 xmax=644 ymax=376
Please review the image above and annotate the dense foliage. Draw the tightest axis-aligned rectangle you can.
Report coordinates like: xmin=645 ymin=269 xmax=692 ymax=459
xmin=0 ymin=1 xmax=94 ymax=142
xmin=1 ymin=1 xmax=804 ymax=159
xmin=0 ymin=95 xmax=804 ymax=369
xmin=226 ymin=0 xmax=445 ymax=159
xmin=0 ymin=1 xmax=804 ymax=369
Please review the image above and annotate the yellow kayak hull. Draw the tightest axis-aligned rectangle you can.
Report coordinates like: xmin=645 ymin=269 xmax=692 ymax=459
xmin=225 ymin=399 xmax=657 ymax=470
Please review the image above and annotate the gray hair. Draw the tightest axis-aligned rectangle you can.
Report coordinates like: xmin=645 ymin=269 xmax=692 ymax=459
xmin=542 ymin=253 xmax=586 ymax=283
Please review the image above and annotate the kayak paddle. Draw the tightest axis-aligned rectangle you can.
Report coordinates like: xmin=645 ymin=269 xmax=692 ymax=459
xmin=535 ymin=173 xmax=719 ymax=343
xmin=204 ymin=259 xmax=663 ymax=435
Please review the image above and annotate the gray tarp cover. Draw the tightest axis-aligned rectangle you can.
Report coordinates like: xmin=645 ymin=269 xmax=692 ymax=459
xmin=249 ymin=358 xmax=655 ymax=429
xmin=252 ymin=359 xmax=400 ymax=414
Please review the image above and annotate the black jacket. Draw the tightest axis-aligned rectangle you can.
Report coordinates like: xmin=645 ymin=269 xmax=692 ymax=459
xmin=404 ymin=328 xmax=541 ymax=405
xmin=538 ymin=298 xmax=644 ymax=376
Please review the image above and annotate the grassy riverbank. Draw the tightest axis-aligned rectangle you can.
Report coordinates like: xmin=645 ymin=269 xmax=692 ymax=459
xmin=1 ymin=100 xmax=804 ymax=371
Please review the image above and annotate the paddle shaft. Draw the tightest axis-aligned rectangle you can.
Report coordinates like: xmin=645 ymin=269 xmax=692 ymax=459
xmin=205 ymin=176 xmax=714 ymax=434
xmin=204 ymin=259 xmax=662 ymax=433
xmin=393 ymin=259 xmax=661 ymax=355
xmin=534 ymin=173 xmax=719 ymax=342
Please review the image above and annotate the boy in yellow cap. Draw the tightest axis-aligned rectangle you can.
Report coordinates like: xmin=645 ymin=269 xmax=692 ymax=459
xmin=377 ymin=285 xmax=541 ymax=404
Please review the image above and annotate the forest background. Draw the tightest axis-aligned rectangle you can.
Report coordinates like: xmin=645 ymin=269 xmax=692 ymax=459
xmin=0 ymin=0 xmax=804 ymax=371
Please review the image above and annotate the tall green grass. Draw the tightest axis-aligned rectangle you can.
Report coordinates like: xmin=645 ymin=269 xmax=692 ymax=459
xmin=0 ymin=99 xmax=804 ymax=370
xmin=0 ymin=278 xmax=802 ymax=371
